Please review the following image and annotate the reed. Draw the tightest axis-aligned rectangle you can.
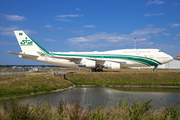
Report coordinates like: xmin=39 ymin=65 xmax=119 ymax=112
xmin=0 ymin=99 xmax=179 ymax=120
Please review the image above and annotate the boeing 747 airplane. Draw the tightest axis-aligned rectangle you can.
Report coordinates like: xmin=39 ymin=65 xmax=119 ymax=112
xmin=8 ymin=31 xmax=173 ymax=72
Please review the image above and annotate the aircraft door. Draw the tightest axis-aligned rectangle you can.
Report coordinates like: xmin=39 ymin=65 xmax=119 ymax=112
xmin=150 ymin=55 xmax=154 ymax=59
xmin=136 ymin=49 xmax=140 ymax=55
xmin=45 ymin=57 xmax=48 ymax=62
xmin=146 ymin=55 xmax=154 ymax=59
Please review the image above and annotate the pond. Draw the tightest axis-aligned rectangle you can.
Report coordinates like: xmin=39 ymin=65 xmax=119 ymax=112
xmin=18 ymin=87 xmax=180 ymax=109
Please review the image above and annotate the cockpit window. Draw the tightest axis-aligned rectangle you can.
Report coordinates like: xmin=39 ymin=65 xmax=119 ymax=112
xmin=159 ymin=50 xmax=162 ymax=52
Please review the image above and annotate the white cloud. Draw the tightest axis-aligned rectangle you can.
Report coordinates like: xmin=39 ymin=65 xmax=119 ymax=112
xmin=0 ymin=26 xmax=35 ymax=36
xmin=84 ymin=25 xmax=96 ymax=28
xmin=0 ymin=26 xmax=19 ymax=36
xmin=44 ymin=25 xmax=53 ymax=28
xmin=58 ymin=27 xmax=62 ymax=30
xmin=146 ymin=24 xmax=156 ymax=27
xmin=4 ymin=14 xmax=26 ymax=21
xmin=0 ymin=41 xmax=17 ymax=45
xmin=155 ymin=44 xmax=178 ymax=51
xmin=23 ymin=30 xmax=36 ymax=35
xmin=68 ymin=37 xmax=89 ymax=42
xmin=0 ymin=32 xmax=14 ymax=36
xmin=0 ymin=26 xmax=19 ymax=31
xmin=67 ymin=27 xmax=166 ymax=49
xmin=144 ymin=13 xmax=164 ymax=17
xmin=44 ymin=25 xmax=53 ymax=30
xmin=138 ymin=38 xmax=147 ymax=41
xmin=68 ymin=32 xmax=125 ymax=44
xmin=177 ymin=34 xmax=180 ymax=36
xmin=162 ymin=32 xmax=171 ymax=36
xmin=71 ymin=30 xmax=84 ymax=33
xmin=76 ymin=8 xmax=81 ymax=10
xmin=173 ymin=2 xmax=180 ymax=5
xmin=57 ymin=14 xmax=84 ymax=18
xmin=170 ymin=23 xmax=180 ymax=27
xmin=55 ymin=14 xmax=83 ymax=22
xmin=146 ymin=0 xmax=164 ymax=6
xmin=174 ymin=37 xmax=177 ymax=39
xmin=130 ymin=27 xmax=166 ymax=37
xmin=44 ymin=39 xmax=56 ymax=42
xmin=54 ymin=19 xmax=72 ymax=22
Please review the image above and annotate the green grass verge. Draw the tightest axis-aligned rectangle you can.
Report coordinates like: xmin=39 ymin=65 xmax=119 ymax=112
xmin=66 ymin=72 xmax=180 ymax=86
xmin=0 ymin=75 xmax=73 ymax=102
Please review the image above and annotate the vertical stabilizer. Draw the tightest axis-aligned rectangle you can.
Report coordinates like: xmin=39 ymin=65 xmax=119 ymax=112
xmin=14 ymin=31 xmax=50 ymax=55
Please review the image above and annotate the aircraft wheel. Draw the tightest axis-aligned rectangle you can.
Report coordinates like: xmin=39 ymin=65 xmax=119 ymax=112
xmin=98 ymin=69 xmax=103 ymax=72
xmin=89 ymin=68 xmax=103 ymax=72
xmin=153 ymin=66 xmax=157 ymax=72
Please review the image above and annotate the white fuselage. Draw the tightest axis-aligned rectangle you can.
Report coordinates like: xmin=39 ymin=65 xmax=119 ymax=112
xmin=20 ymin=49 xmax=173 ymax=68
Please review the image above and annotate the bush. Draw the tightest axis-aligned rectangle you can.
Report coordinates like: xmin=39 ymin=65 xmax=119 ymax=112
xmin=128 ymin=99 xmax=152 ymax=120
xmin=2 ymin=100 xmax=33 ymax=120
xmin=0 ymin=98 xmax=180 ymax=120
xmin=67 ymin=101 xmax=90 ymax=120
xmin=164 ymin=101 xmax=180 ymax=120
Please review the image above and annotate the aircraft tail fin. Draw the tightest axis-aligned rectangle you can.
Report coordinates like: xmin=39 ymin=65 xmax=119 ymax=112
xmin=14 ymin=31 xmax=50 ymax=56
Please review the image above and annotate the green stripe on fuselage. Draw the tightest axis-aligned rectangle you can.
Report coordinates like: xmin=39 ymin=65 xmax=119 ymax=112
xmin=50 ymin=53 xmax=161 ymax=66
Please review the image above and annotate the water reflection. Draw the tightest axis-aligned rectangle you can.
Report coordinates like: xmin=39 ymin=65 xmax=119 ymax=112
xmin=19 ymin=88 xmax=180 ymax=109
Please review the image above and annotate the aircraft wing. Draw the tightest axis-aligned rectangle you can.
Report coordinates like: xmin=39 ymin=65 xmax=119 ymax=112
xmin=50 ymin=54 xmax=127 ymax=65
xmin=51 ymin=55 xmax=126 ymax=63
xmin=34 ymin=52 xmax=82 ymax=64
xmin=88 ymin=58 xmax=126 ymax=63
xmin=37 ymin=51 xmax=83 ymax=64
xmin=37 ymin=51 xmax=127 ymax=65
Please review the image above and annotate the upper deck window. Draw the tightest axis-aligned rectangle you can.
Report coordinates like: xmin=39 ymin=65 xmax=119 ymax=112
xmin=123 ymin=51 xmax=128 ymax=53
xmin=140 ymin=51 xmax=146 ymax=53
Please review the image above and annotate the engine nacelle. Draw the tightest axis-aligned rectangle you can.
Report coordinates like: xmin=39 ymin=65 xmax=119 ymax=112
xmin=104 ymin=62 xmax=121 ymax=70
xmin=78 ymin=60 xmax=96 ymax=68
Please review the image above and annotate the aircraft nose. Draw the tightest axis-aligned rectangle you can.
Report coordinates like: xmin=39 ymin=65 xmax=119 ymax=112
xmin=168 ymin=55 xmax=173 ymax=62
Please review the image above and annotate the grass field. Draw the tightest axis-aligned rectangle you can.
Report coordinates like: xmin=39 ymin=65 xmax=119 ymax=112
xmin=0 ymin=74 xmax=73 ymax=102
xmin=66 ymin=72 xmax=180 ymax=86
xmin=1 ymin=69 xmax=180 ymax=102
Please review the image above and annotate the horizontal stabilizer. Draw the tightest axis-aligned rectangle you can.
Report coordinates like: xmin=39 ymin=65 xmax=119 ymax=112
xmin=7 ymin=51 xmax=39 ymax=57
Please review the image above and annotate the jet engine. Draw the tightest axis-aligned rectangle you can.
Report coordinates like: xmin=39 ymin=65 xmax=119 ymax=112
xmin=78 ymin=60 xmax=96 ymax=68
xmin=104 ymin=62 xmax=120 ymax=70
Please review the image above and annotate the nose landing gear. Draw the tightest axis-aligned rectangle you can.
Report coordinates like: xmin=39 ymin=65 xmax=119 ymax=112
xmin=153 ymin=65 xmax=158 ymax=72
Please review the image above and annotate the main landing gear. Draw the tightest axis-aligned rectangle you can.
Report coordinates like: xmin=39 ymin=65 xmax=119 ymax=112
xmin=89 ymin=68 xmax=103 ymax=72
xmin=153 ymin=66 xmax=158 ymax=72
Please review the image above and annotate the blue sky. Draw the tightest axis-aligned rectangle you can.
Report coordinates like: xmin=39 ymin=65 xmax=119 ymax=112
xmin=0 ymin=0 xmax=180 ymax=65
